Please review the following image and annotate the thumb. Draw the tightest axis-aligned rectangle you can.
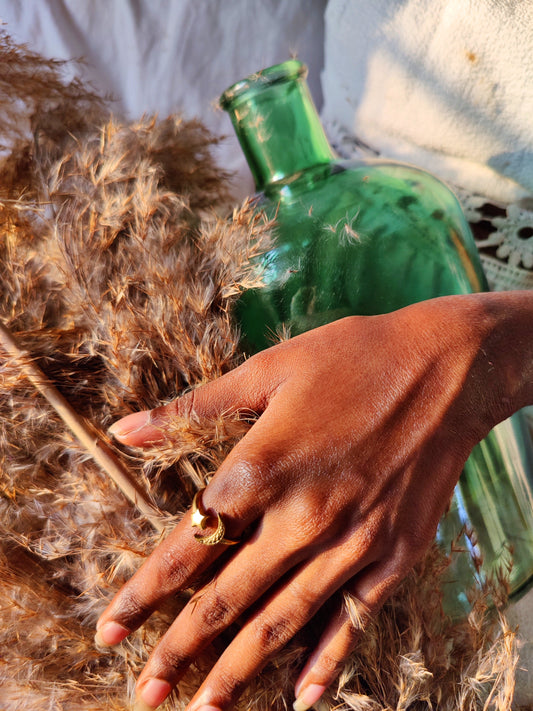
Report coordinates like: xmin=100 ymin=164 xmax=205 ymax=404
xmin=108 ymin=354 xmax=276 ymax=447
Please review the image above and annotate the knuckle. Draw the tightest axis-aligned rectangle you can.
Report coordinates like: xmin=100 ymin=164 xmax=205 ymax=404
xmin=156 ymin=388 xmax=196 ymax=422
xmin=152 ymin=398 xmax=181 ymax=425
xmin=152 ymin=645 xmax=189 ymax=681
xmin=315 ymin=651 xmax=345 ymax=679
xmin=232 ymin=452 xmax=276 ymax=485
xmin=255 ymin=616 xmax=295 ymax=653
xmin=215 ymin=669 xmax=247 ymax=703
xmin=157 ymin=547 xmax=192 ymax=590
xmin=284 ymin=515 xmax=326 ymax=552
xmin=288 ymin=581 xmax=319 ymax=612
xmin=219 ymin=457 xmax=258 ymax=495
xmin=244 ymin=348 xmax=272 ymax=375
xmin=212 ymin=453 xmax=277 ymax=512
xmin=112 ymin=585 xmax=148 ymax=629
xmin=196 ymin=591 xmax=235 ymax=632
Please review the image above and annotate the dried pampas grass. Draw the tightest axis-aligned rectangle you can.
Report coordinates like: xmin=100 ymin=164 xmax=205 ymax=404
xmin=0 ymin=30 xmax=521 ymax=710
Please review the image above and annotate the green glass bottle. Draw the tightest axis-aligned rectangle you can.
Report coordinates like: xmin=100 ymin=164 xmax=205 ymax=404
xmin=220 ymin=60 xmax=533 ymax=610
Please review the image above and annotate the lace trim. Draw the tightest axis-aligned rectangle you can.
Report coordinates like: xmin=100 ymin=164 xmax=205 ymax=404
xmin=455 ymin=190 xmax=533 ymax=289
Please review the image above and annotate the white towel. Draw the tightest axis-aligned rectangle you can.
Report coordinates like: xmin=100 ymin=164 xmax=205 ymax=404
xmin=321 ymin=0 xmax=533 ymax=205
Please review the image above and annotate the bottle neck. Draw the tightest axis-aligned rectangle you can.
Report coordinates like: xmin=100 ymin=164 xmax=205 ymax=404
xmin=220 ymin=61 xmax=335 ymax=191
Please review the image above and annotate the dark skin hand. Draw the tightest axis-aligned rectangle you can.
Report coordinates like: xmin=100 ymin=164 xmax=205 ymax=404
xmin=96 ymin=291 xmax=533 ymax=711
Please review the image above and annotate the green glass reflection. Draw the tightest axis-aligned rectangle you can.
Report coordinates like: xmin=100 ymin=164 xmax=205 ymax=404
xmin=235 ymin=162 xmax=485 ymax=351
xmin=221 ymin=61 xmax=533 ymax=609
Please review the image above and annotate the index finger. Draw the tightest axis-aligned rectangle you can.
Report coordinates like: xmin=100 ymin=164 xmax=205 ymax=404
xmin=95 ymin=467 xmax=263 ymax=647
xmin=108 ymin=350 xmax=283 ymax=448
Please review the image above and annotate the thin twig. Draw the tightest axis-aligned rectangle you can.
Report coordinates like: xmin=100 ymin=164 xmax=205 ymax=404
xmin=0 ymin=319 xmax=165 ymax=532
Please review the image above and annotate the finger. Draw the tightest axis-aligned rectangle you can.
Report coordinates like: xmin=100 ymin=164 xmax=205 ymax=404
xmin=95 ymin=479 xmax=259 ymax=647
xmin=96 ymin=405 xmax=294 ymax=647
xmin=95 ymin=504 xmax=237 ymax=648
xmin=293 ymin=558 xmax=408 ymax=711
xmin=133 ymin=511 xmax=313 ymax=708
xmin=182 ymin=547 xmax=380 ymax=711
xmin=108 ymin=350 xmax=284 ymax=447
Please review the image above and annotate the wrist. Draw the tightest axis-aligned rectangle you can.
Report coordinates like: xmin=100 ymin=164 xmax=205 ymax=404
xmin=395 ymin=291 xmax=533 ymax=434
xmin=465 ymin=290 xmax=533 ymax=420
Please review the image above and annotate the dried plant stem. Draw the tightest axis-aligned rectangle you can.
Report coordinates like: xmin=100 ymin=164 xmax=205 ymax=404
xmin=0 ymin=319 xmax=165 ymax=532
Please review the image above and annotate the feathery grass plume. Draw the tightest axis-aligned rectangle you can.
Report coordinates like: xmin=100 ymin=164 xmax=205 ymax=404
xmin=0 ymin=30 xmax=520 ymax=710
xmin=315 ymin=541 xmax=518 ymax=711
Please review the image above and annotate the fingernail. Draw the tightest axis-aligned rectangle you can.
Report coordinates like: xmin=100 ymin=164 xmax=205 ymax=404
xmin=134 ymin=678 xmax=172 ymax=710
xmin=293 ymin=683 xmax=327 ymax=711
xmin=294 ymin=660 xmax=313 ymax=698
xmin=108 ymin=411 xmax=150 ymax=438
xmin=94 ymin=620 xmax=129 ymax=647
xmin=194 ymin=706 xmax=222 ymax=711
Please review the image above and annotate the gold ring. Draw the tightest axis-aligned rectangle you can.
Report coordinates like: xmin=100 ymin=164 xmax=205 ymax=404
xmin=190 ymin=488 xmax=239 ymax=546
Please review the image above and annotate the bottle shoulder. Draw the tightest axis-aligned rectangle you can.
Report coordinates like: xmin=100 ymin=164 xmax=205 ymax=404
xmin=258 ymin=156 xmax=471 ymax=244
xmin=261 ymin=157 xmax=463 ymax=209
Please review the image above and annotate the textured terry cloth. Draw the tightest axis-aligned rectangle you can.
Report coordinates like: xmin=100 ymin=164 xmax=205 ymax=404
xmin=321 ymin=0 xmax=533 ymax=206
xmin=0 ymin=0 xmax=327 ymax=200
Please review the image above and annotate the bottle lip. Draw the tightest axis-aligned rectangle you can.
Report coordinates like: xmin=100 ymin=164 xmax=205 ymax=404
xmin=219 ymin=60 xmax=307 ymax=110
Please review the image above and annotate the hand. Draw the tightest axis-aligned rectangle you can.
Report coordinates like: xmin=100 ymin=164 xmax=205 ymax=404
xmin=96 ymin=292 xmax=532 ymax=711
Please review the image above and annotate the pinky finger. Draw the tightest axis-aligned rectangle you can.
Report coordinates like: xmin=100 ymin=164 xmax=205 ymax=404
xmin=293 ymin=560 xmax=405 ymax=711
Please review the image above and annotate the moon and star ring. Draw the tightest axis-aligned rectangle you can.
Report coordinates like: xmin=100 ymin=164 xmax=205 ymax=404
xmin=190 ymin=488 xmax=239 ymax=546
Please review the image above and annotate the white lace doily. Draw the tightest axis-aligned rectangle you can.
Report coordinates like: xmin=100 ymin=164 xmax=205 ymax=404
xmin=456 ymin=191 xmax=533 ymax=293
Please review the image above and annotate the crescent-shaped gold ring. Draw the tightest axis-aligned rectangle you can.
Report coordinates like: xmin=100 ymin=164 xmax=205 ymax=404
xmin=190 ymin=488 xmax=239 ymax=546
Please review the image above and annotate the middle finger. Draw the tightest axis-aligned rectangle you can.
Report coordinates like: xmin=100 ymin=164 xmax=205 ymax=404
xmin=184 ymin=542 xmax=380 ymax=711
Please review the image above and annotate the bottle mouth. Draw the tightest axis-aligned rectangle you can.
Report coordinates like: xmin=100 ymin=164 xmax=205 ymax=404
xmin=219 ymin=60 xmax=307 ymax=110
